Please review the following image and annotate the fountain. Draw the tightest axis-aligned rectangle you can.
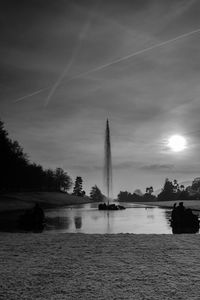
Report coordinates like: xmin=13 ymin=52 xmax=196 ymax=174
xmin=104 ymin=119 xmax=112 ymax=200
xmin=98 ymin=119 xmax=125 ymax=211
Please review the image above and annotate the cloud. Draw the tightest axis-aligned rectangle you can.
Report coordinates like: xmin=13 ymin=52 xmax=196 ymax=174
xmin=113 ymin=161 xmax=139 ymax=170
xmin=141 ymin=164 xmax=174 ymax=171
xmin=2 ymin=0 xmax=200 ymax=196
xmin=113 ymin=161 xmax=174 ymax=172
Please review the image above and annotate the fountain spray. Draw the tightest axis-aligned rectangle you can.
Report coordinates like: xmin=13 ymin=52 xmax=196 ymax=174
xmin=104 ymin=119 xmax=112 ymax=203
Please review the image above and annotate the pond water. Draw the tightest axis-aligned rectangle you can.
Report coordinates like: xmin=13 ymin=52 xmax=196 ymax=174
xmin=44 ymin=202 xmax=172 ymax=234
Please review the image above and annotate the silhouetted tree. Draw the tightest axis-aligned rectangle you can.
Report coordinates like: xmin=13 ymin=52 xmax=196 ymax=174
xmin=146 ymin=186 xmax=154 ymax=194
xmin=173 ymin=179 xmax=179 ymax=193
xmin=132 ymin=193 xmax=143 ymax=201
xmin=90 ymin=185 xmax=104 ymax=202
xmin=191 ymin=178 xmax=200 ymax=192
xmin=117 ymin=191 xmax=133 ymax=202
xmin=117 ymin=191 xmax=143 ymax=202
xmin=0 ymin=119 xmax=73 ymax=193
xmin=157 ymin=178 xmax=176 ymax=201
xmin=177 ymin=189 xmax=189 ymax=200
xmin=54 ymin=168 xmax=72 ymax=192
xmin=44 ymin=169 xmax=55 ymax=191
xmin=73 ymin=176 xmax=85 ymax=196
xmin=0 ymin=120 xmax=29 ymax=191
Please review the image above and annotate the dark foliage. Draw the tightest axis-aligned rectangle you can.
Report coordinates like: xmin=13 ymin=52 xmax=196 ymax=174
xmin=117 ymin=190 xmax=156 ymax=202
xmin=90 ymin=185 xmax=104 ymax=202
xmin=117 ymin=191 xmax=138 ymax=202
xmin=54 ymin=167 xmax=72 ymax=192
xmin=142 ymin=193 xmax=157 ymax=201
xmin=157 ymin=178 xmax=175 ymax=201
xmin=157 ymin=178 xmax=190 ymax=201
xmin=191 ymin=178 xmax=200 ymax=191
xmin=72 ymin=176 xmax=85 ymax=196
xmin=0 ymin=120 xmax=72 ymax=192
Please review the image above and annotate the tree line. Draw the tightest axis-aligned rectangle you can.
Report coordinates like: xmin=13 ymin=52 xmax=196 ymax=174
xmin=7 ymin=118 xmax=199 ymax=202
xmin=0 ymin=119 xmax=72 ymax=192
xmin=117 ymin=189 xmax=156 ymax=202
xmin=0 ymin=119 xmax=105 ymax=201
xmin=117 ymin=178 xmax=200 ymax=202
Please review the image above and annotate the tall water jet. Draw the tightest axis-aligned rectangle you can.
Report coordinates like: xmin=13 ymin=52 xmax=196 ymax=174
xmin=104 ymin=119 xmax=112 ymax=200
xmin=99 ymin=121 xmax=125 ymax=210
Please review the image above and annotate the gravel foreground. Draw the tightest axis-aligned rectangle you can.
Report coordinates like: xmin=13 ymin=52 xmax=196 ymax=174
xmin=0 ymin=233 xmax=200 ymax=300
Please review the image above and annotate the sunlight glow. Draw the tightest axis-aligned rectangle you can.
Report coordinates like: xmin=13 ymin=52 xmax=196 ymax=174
xmin=168 ymin=135 xmax=187 ymax=152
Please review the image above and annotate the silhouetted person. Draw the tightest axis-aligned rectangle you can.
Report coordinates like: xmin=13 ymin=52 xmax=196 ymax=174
xmin=185 ymin=208 xmax=194 ymax=225
xmin=177 ymin=202 xmax=185 ymax=216
xmin=171 ymin=201 xmax=199 ymax=233
xmin=33 ymin=203 xmax=45 ymax=228
xmin=74 ymin=216 xmax=82 ymax=229
xmin=171 ymin=203 xmax=177 ymax=220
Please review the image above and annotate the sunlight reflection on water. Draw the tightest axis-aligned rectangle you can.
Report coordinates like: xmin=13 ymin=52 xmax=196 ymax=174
xmin=44 ymin=202 xmax=172 ymax=234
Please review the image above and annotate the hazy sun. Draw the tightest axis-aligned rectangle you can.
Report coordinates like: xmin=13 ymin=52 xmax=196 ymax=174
xmin=168 ymin=135 xmax=187 ymax=152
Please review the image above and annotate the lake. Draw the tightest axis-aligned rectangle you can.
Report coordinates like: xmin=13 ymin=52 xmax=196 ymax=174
xmin=44 ymin=202 xmax=172 ymax=234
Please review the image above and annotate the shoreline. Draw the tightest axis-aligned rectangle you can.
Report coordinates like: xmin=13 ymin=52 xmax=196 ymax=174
xmin=0 ymin=191 xmax=93 ymax=212
xmin=119 ymin=199 xmax=200 ymax=212
xmin=0 ymin=192 xmax=93 ymax=231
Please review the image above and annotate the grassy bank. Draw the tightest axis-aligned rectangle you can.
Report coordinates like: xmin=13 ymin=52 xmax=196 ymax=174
xmin=0 ymin=192 xmax=92 ymax=212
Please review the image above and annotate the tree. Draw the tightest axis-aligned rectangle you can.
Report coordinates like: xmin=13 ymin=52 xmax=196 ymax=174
xmin=90 ymin=185 xmax=104 ymax=202
xmin=117 ymin=191 xmax=133 ymax=202
xmin=0 ymin=119 xmax=73 ymax=193
xmin=177 ymin=189 xmax=189 ymax=200
xmin=146 ymin=186 xmax=153 ymax=194
xmin=191 ymin=178 xmax=200 ymax=192
xmin=44 ymin=169 xmax=55 ymax=191
xmin=0 ymin=120 xmax=29 ymax=191
xmin=73 ymin=176 xmax=85 ymax=196
xmin=54 ymin=168 xmax=72 ymax=192
xmin=157 ymin=178 xmax=176 ymax=201
xmin=173 ymin=179 xmax=179 ymax=193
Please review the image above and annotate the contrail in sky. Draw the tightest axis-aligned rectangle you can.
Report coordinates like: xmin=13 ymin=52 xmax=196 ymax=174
xmin=44 ymin=46 xmax=79 ymax=106
xmin=44 ymin=3 xmax=98 ymax=106
xmin=14 ymin=87 xmax=49 ymax=103
xmin=15 ymin=3 xmax=98 ymax=105
xmin=14 ymin=27 xmax=200 ymax=103
xmin=66 ymin=27 xmax=200 ymax=82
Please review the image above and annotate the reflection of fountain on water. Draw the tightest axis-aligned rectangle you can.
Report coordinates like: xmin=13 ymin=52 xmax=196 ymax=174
xmin=44 ymin=203 xmax=172 ymax=233
xmin=74 ymin=216 xmax=82 ymax=229
xmin=104 ymin=119 xmax=112 ymax=203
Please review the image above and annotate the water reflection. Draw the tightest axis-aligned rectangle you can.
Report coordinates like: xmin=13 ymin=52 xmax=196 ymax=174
xmin=164 ymin=210 xmax=173 ymax=228
xmin=74 ymin=216 xmax=82 ymax=229
xmin=45 ymin=216 xmax=71 ymax=231
xmin=44 ymin=203 xmax=173 ymax=234
xmin=147 ymin=214 xmax=155 ymax=219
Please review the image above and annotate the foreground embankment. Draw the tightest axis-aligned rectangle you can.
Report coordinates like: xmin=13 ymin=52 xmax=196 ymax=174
xmin=0 ymin=233 xmax=200 ymax=300
xmin=0 ymin=192 xmax=92 ymax=212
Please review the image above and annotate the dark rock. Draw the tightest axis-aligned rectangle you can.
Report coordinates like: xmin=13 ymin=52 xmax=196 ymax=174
xmin=98 ymin=203 xmax=125 ymax=211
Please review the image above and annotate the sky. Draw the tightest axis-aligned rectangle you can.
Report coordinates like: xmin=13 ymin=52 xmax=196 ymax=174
xmin=1 ymin=0 xmax=200 ymax=196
